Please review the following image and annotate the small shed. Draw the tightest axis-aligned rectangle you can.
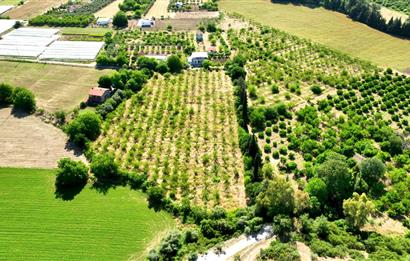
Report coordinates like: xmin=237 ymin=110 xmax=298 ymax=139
xmin=195 ymin=32 xmax=203 ymax=42
xmin=188 ymin=52 xmax=208 ymax=67
xmin=88 ymin=87 xmax=111 ymax=104
xmin=96 ymin=17 xmax=112 ymax=27
xmin=137 ymin=19 xmax=154 ymax=28
xmin=175 ymin=1 xmax=184 ymax=9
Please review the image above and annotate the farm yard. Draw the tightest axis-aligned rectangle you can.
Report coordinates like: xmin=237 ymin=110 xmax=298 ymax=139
xmin=93 ymin=70 xmax=246 ymax=209
xmin=0 ymin=61 xmax=111 ymax=111
xmin=0 ymin=168 xmax=175 ymax=261
xmin=3 ymin=0 xmax=66 ymax=19
xmin=0 ymin=108 xmax=83 ymax=168
xmin=220 ymin=0 xmax=410 ymax=72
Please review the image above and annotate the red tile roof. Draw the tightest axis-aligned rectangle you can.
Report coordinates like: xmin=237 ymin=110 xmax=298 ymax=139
xmin=89 ymin=87 xmax=110 ymax=97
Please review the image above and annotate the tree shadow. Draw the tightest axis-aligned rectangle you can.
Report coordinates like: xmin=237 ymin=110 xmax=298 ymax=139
xmin=10 ymin=108 xmax=31 ymax=119
xmin=91 ymin=177 xmax=126 ymax=195
xmin=55 ymin=182 xmax=86 ymax=201
xmin=64 ymin=141 xmax=83 ymax=157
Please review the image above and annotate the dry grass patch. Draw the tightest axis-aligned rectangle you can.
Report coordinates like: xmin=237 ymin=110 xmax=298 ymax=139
xmin=4 ymin=0 xmax=66 ymax=19
xmin=0 ymin=61 xmax=112 ymax=111
xmin=0 ymin=107 xmax=84 ymax=168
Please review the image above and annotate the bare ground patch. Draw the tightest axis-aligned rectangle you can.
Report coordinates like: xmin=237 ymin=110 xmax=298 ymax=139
xmin=95 ymin=0 xmax=123 ymax=18
xmin=0 ymin=107 xmax=85 ymax=168
xmin=4 ymin=0 xmax=66 ymax=19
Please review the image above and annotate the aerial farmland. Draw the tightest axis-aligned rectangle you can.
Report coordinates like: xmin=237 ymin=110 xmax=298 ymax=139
xmin=0 ymin=0 xmax=409 ymax=260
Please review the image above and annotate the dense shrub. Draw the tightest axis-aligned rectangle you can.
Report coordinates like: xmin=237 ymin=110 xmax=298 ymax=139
xmin=0 ymin=83 xmax=14 ymax=105
xmin=113 ymin=11 xmax=128 ymax=28
xmin=66 ymin=110 xmax=102 ymax=146
xmin=55 ymin=158 xmax=88 ymax=187
xmin=12 ymin=87 xmax=36 ymax=113
xmin=90 ymin=153 xmax=120 ymax=180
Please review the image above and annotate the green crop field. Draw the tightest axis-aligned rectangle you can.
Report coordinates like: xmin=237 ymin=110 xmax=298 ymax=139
xmin=0 ymin=0 xmax=21 ymax=5
xmin=220 ymin=0 xmax=410 ymax=73
xmin=0 ymin=61 xmax=111 ymax=112
xmin=0 ymin=168 xmax=175 ymax=261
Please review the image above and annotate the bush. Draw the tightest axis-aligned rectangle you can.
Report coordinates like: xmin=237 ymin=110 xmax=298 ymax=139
xmin=113 ymin=11 xmax=128 ymax=28
xmin=12 ymin=87 xmax=36 ymax=113
xmin=259 ymin=241 xmax=300 ymax=260
xmin=311 ymin=85 xmax=323 ymax=95
xmin=66 ymin=110 xmax=102 ymax=147
xmin=271 ymin=84 xmax=279 ymax=94
xmin=0 ymin=83 xmax=14 ymax=105
xmin=55 ymin=158 xmax=88 ymax=187
xmin=90 ymin=153 xmax=120 ymax=180
xmin=167 ymin=55 xmax=183 ymax=73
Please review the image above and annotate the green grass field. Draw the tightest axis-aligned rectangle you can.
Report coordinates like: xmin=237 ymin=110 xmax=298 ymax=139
xmin=0 ymin=168 xmax=175 ymax=261
xmin=0 ymin=0 xmax=21 ymax=5
xmin=220 ymin=0 xmax=410 ymax=72
xmin=0 ymin=61 xmax=111 ymax=112
xmin=60 ymin=27 xmax=112 ymax=36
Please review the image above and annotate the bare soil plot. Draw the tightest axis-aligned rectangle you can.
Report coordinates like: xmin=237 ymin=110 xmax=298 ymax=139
xmin=0 ymin=61 xmax=112 ymax=112
xmin=145 ymin=18 xmax=202 ymax=31
xmin=0 ymin=107 xmax=84 ymax=168
xmin=173 ymin=11 xmax=219 ymax=19
xmin=144 ymin=0 xmax=171 ymax=19
xmin=94 ymin=0 xmax=123 ymax=18
xmin=4 ymin=0 xmax=65 ymax=19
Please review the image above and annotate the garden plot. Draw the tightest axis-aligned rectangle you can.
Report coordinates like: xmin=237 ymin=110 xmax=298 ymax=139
xmin=40 ymin=41 xmax=104 ymax=61
xmin=0 ymin=19 xmax=16 ymax=35
xmin=0 ymin=5 xmax=13 ymax=14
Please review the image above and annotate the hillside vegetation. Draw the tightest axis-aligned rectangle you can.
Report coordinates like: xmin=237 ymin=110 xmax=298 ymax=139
xmin=370 ymin=0 xmax=410 ymax=15
xmin=220 ymin=0 xmax=410 ymax=72
xmin=0 ymin=168 xmax=175 ymax=261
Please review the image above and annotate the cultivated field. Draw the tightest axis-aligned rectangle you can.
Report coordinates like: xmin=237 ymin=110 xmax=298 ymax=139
xmin=4 ymin=0 xmax=65 ymax=19
xmin=380 ymin=6 xmax=409 ymax=22
xmin=94 ymin=70 xmax=246 ymax=209
xmin=95 ymin=0 xmax=123 ymax=18
xmin=0 ymin=107 xmax=84 ymax=168
xmin=220 ymin=0 xmax=410 ymax=72
xmin=145 ymin=0 xmax=171 ymax=18
xmin=0 ymin=61 xmax=111 ymax=111
xmin=0 ymin=168 xmax=175 ymax=261
xmin=0 ymin=0 xmax=20 ymax=5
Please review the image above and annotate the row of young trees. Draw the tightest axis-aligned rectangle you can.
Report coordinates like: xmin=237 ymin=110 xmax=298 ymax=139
xmin=272 ymin=0 xmax=410 ymax=38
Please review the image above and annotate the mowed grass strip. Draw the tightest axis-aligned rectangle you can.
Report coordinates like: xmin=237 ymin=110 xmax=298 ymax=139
xmin=0 ymin=61 xmax=111 ymax=112
xmin=0 ymin=168 xmax=175 ymax=261
xmin=220 ymin=0 xmax=410 ymax=72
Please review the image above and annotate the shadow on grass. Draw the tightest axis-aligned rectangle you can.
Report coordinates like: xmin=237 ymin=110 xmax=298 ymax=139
xmin=64 ymin=141 xmax=84 ymax=157
xmin=91 ymin=177 xmax=126 ymax=195
xmin=55 ymin=182 xmax=87 ymax=201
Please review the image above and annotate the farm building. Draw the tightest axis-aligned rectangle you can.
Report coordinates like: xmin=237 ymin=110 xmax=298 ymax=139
xmin=88 ymin=87 xmax=111 ymax=104
xmin=196 ymin=32 xmax=203 ymax=42
xmin=96 ymin=17 xmax=112 ymax=27
xmin=208 ymin=46 xmax=217 ymax=53
xmin=137 ymin=19 xmax=154 ymax=28
xmin=188 ymin=52 xmax=208 ymax=67
xmin=0 ymin=5 xmax=13 ymax=15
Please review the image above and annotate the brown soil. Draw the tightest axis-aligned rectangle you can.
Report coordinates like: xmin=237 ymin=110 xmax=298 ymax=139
xmin=4 ymin=0 xmax=66 ymax=19
xmin=0 ymin=107 xmax=85 ymax=168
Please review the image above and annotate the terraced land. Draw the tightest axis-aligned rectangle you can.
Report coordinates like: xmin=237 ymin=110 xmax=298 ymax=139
xmin=220 ymin=0 xmax=410 ymax=72
xmin=0 ymin=168 xmax=175 ymax=261
xmin=94 ymin=70 xmax=246 ymax=209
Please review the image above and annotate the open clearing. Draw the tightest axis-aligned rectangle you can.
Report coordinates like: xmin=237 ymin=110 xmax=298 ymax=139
xmin=95 ymin=0 xmax=123 ymax=18
xmin=4 ymin=0 xmax=65 ymax=19
xmin=0 ymin=168 xmax=175 ymax=261
xmin=220 ymin=0 xmax=410 ymax=72
xmin=0 ymin=61 xmax=111 ymax=111
xmin=0 ymin=107 xmax=83 ymax=168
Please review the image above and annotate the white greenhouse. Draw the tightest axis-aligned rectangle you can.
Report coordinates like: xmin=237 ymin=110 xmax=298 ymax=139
xmin=40 ymin=41 xmax=105 ymax=61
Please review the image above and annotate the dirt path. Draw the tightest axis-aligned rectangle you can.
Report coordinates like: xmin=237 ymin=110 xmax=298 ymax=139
xmin=95 ymin=0 xmax=123 ymax=18
xmin=0 ymin=107 xmax=85 ymax=168
xmin=144 ymin=0 xmax=171 ymax=19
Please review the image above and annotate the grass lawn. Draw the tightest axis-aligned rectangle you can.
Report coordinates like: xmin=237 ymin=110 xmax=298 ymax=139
xmin=0 ymin=0 xmax=21 ymax=5
xmin=0 ymin=61 xmax=112 ymax=112
xmin=220 ymin=0 xmax=410 ymax=72
xmin=0 ymin=168 xmax=175 ymax=261
xmin=60 ymin=27 xmax=113 ymax=36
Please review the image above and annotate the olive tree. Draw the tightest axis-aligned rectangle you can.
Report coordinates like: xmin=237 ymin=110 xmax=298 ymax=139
xmin=343 ymin=192 xmax=375 ymax=229
xmin=55 ymin=158 xmax=88 ymax=187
